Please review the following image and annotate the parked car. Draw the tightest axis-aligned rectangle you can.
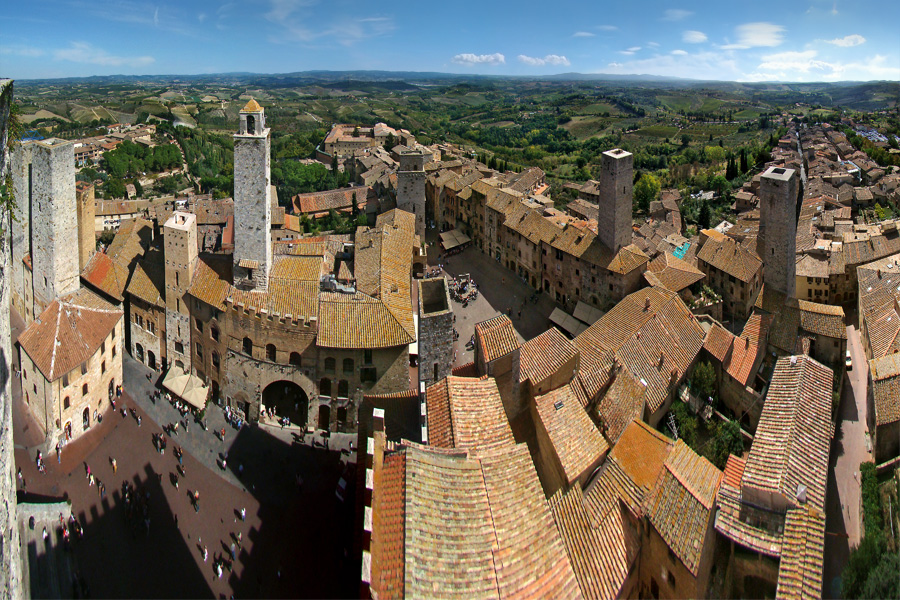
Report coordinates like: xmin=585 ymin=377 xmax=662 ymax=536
xmin=845 ymin=350 xmax=852 ymax=370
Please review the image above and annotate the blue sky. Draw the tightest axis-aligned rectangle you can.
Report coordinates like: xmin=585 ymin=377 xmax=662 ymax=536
xmin=2 ymin=0 xmax=898 ymax=81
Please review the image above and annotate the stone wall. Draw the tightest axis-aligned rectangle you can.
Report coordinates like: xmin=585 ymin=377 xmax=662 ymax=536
xmin=164 ymin=212 xmax=196 ymax=372
xmin=0 ymin=76 xmax=24 ymax=600
xmin=9 ymin=141 xmax=32 ymax=320
xmin=233 ymin=130 xmax=272 ymax=290
xmin=760 ymin=167 xmax=798 ymax=298
xmin=598 ymin=149 xmax=634 ymax=254
xmin=129 ymin=300 xmax=166 ymax=370
xmin=76 ymin=183 xmax=96 ymax=272
xmin=417 ymin=278 xmax=454 ymax=388
xmin=396 ymin=151 xmax=426 ymax=238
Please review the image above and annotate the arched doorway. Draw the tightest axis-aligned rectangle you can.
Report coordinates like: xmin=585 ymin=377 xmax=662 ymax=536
xmin=109 ymin=379 xmax=115 ymax=401
xmin=82 ymin=407 xmax=90 ymax=431
xmin=135 ymin=343 xmax=144 ymax=362
xmin=148 ymin=350 xmax=156 ymax=370
xmin=318 ymin=404 xmax=331 ymax=430
xmin=262 ymin=381 xmax=309 ymax=428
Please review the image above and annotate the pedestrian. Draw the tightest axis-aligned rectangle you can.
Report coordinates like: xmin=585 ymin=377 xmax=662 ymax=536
xmin=137 ymin=415 xmax=142 ymax=427
xmin=17 ymin=467 xmax=23 ymax=485
xmin=221 ymin=427 xmax=226 ymax=440
xmin=240 ymin=507 xmax=245 ymax=522
xmin=111 ymin=457 xmax=117 ymax=474
xmin=42 ymin=527 xmax=49 ymax=542
xmin=89 ymin=473 xmax=95 ymax=487
xmin=236 ymin=531 xmax=242 ymax=549
xmin=203 ymin=546 xmax=208 ymax=562
xmin=99 ymin=482 xmax=106 ymax=499
xmin=56 ymin=442 xmax=61 ymax=463
xmin=230 ymin=542 xmax=236 ymax=560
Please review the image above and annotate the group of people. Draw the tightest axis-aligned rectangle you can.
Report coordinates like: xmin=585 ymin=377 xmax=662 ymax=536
xmin=59 ymin=513 xmax=84 ymax=550
xmin=449 ymin=275 xmax=478 ymax=304
xmin=224 ymin=405 xmax=244 ymax=430
xmin=122 ymin=480 xmax=152 ymax=538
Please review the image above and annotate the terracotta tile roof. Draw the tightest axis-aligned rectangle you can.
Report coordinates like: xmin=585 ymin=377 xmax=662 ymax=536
xmin=857 ymin=254 xmax=900 ymax=358
xmin=81 ymin=250 xmax=131 ymax=302
xmin=726 ymin=336 xmax=760 ymax=387
xmin=797 ymin=299 xmax=847 ymax=339
xmin=535 ymin=383 xmax=609 ymax=485
xmin=869 ymin=354 xmax=900 ymax=426
xmin=317 ymin=292 xmax=413 ymax=348
xmin=575 ymin=287 xmax=705 ymax=413
xmin=644 ymin=440 xmax=722 ymax=576
xmin=585 ymin=457 xmax=645 ymax=519
xmin=475 ymin=315 xmax=520 ymax=363
xmin=549 ymin=485 xmax=633 ymax=600
xmin=292 ymin=186 xmax=369 ymax=215
xmin=106 ymin=217 xmax=152 ymax=265
xmin=126 ymin=251 xmax=165 ymax=307
xmin=743 ymin=355 xmax=833 ymax=513
xmin=187 ymin=255 xmax=233 ymax=311
xmin=450 ymin=361 xmax=479 ymax=377
xmin=520 ymin=327 xmax=579 ymax=387
xmin=740 ymin=313 xmax=773 ymax=347
xmin=697 ymin=232 xmax=762 ymax=282
xmin=775 ymin=508 xmax=826 ymax=600
xmin=373 ymin=452 xmax=406 ymax=599
xmin=606 ymin=244 xmax=649 ymax=275
xmin=715 ymin=483 xmax=784 ymax=556
xmin=425 ymin=376 xmax=515 ymax=453
xmin=374 ymin=442 xmax=582 ymax=599
xmin=703 ymin=322 xmax=734 ymax=362
xmin=189 ymin=197 xmax=233 ymax=225
xmin=596 ymin=370 xmax=645 ymax=445
xmin=609 ymin=420 xmax=673 ymax=494
xmin=756 ymin=286 xmax=846 ymax=351
xmin=645 ymin=252 xmax=705 ymax=292
xmin=241 ymin=98 xmax=262 ymax=112
xmin=18 ymin=287 xmax=123 ymax=382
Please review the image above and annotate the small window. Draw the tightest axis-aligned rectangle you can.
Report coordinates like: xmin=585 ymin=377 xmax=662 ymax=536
xmin=324 ymin=357 xmax=336 ymax=373
xmin=343 ymin=358 xmax=354 ymax=374
xmin=81 ymin=363 xmax=87 ymax=375
xmin=242 ymin=337 xmax=252 ymax=355
xmin=338 ymin=380 xmax=349 ymax=398
xmin=83 ymin=383 xmax=88 ymax=395
xmin=212 ymin=351 xmax=220 ymax=368
xmin=196 ymin=342 xmax=203 ymax=357
xmin=62 ymin=373 xmax=69 ymax=387
xmin=196 ymin=318 xmax=203 ymax=332
xmin=290 ymin=352 xmax=302 ymax=367
xmin=112 ymin=345 xmax=116 ymax=358
xmin=266 ymin=344 xmax=276 ymax=362
xmin=211 ymin=325 xmax=219 ymax=342
xmin=101 ymin=341 xmax=106 ymax=354
xmin=101 ymin=360 xmax=106 ymax=374
xmin=64 ymin=396 xmax=70 ymax=409
xmin=175 ymin=341 xmax=184 ymax=354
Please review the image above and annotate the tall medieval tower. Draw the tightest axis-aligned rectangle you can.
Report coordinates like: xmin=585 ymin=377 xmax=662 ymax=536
xmin=598 ymin=148 xmax=633 ymax=254
xmin=396 ymin=149 xmax=427 ymax=238
xmin=76 ymin=182 xmax=96 ymax=272
xmin=164 ymin=211 xmax=197 ymax=372
xmin=417 ymin=278 xmax=454 ymax=389
xmin=760 ymin=166 xmax=798 ymax=298
xmin=233 ymin=99 xmax=272 ymax=291
xmin=10 ymin=138 xmax=80 ymax=323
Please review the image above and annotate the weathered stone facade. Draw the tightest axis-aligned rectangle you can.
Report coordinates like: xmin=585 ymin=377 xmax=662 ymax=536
xmin=598 ymin=149 xmax=634 ymax=254
xmin=396 ymin=150 xmax=426 ymax=238
xmin=760 ymin=167 xmax=798 ymax=298
xmin=130 ymin=298 xmax=165 ymax=370
xmin=417 ymin=278 xmax=454 ymax=389
xmin=164 ymin=212 xmax=197 ymax=371
xmin=233 ymin=103 xmax=272 ymax=291
xmin=76 ymin=182 xmax=96 ymax=272
xmin=0 ymin=76 xmax=24 ymax=600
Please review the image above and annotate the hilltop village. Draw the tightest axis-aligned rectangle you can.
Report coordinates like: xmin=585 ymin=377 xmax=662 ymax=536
xmin=1 ymin=84 xmax=899 ymax=599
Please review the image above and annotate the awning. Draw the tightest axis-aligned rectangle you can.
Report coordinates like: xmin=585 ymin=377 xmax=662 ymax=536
xmin=549 ymin=308 xmax=588 ymax=338
xmin=439 ymin=229 xmax=471 ymax=250
xmin=573 ymin=301 xmax=604 ymax=326
xmin=162 ymin=365 xmax=209 ymax=410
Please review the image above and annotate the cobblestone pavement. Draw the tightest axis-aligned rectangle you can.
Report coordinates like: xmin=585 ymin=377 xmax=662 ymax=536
xmin=424 ymin=232 xmax=559 ymax=367
xmin=14 ymin=349 xmax=358 ymax=598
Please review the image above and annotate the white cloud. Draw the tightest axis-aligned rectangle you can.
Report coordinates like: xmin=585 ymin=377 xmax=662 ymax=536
xmin=453 ymin=53 xmax=506 ymax=66
xmin=607 ymin=62 xmax=624 ymax=68
xmin=596 ymin=25 xmax=617 ymax=31
xmin=683 ymin=30 xmax=707 ymax=43
xmin=671 ymin=49 xmax=688 ymax=56
xmin=757 ymin=50 xmax=830 ymax=73
xmin=647 ymin=41 xmax=660 ymax=48
xmin=744 ymin=50 xmax=900 ymax=81
xmin=600 ymin=50 xmax=742 ymax=80
xmin=53 ymin=42 xmax=154 ymax=67
xmin=663 ymin=9 xmax=692 ymax=21
xmin=733 ymin=22 xmax=785 ymax=48
xmin=573 ymin=31 xmax=595 ymax=38
xmin=825 ymin=34 xmax=866 ymax=47
xmin=518 ymin=54 xmax=571 ymax=66
xmin=0 ymin=45 xmax=46 ymax=58
xmin=626 ymin=46 xmax=642 ymax=52
xmin=197 ymin=12 xmax=207 ymax=22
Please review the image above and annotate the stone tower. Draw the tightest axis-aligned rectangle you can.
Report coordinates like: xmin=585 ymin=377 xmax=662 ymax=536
xmin=418 ymin=278 xmax=454 ymax=389
xmin=76 ymin=182 xmax=96 ymax=272
xmin=760 ymin=166 xmax=798 ymax=298
xmin=396 ymin=150 xmax=427 ymax=238
xmin=10 ymin=138 xmax=80 ymax=321
xmin=598 ymin=148 xmax=633 ymax=254
xmin=164 ymin=211 xmax=197 ymax=372
xmin=233 ymin=98 xmax=272 ymax=291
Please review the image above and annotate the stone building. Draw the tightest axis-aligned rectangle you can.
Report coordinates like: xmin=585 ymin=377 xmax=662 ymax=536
xmin=760 ymin=166 xmax=799 ymax=298
xmin=126 ymin=250 xmax=166 ymax=370
xmin=76 ymin=182 xmax=96 ymax=272
xmin=417 ymin=278 xmax=454 ymax=389
xmin=17 ymin=287 xmax=124 ymax=443
xmin=696 ymin=229 xmax=763 ymax=322
xmin=10 ymin=138 xmax=82 ymax=325
xmin=598 ymin=148 xmax=634 ymax=254
xmin=395 ymin=150 xmax=427 ymax=238
xmin=164 ymin=211 xmax=197 ymax=372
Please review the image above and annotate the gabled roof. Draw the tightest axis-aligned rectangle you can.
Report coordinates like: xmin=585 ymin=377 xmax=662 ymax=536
xmin=743 ymin=355 xmax=833 ymax=513
xmin=644 ymin=440 xmax=722 ymax=576
xmin=645 ymin=252 xmax=705 ymax=292
xmin=18 ymin=287 xmax=123 ymax=382
xmin=596 ymin=370 xmax=645 ymax=444
xmin=126 ymin=250 xmax=165 ymax=307
xmin=775 ymin=508 xmax=826 ymax=600
xmin=475 ymin=315 xmax=520 ymax=363
xmin=424 ymin=376 xmax=515 ymax=453
xmin=869 ymin=353 xmax=900 ymax=426
xmin=520 ymin=327 xmax=579 ymax=387
xmin=81 ymin=250 xmax=131 ymax=302
xmin=697 ymin=232 xmax=762 ymax=282
xmin=608 ymin=420 xmax=673 ymax=495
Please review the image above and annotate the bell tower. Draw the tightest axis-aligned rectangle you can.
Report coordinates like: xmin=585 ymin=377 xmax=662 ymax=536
xmin=233 ymin=98 xmax=272 ymax=291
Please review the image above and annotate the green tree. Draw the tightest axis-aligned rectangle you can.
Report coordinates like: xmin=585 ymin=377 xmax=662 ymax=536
xmin=707 ymin=420 xmax=744 ymax=469
xmin=681 ymin=133 xmax=691 ymax=147
xmin=699 ymin=199 xmax=712 ymax=229
xmin=633 ymin=173 xmax=661 ymax=213
xmin=739 ymin=148 xmax=749 ymax=173
xmin=352 ymin=191 xmax=360 ymax=218
xmin=106 ymin=178 xmax=126 ymax=198
xmin=690 ymin=361 xmax=716 ymax=400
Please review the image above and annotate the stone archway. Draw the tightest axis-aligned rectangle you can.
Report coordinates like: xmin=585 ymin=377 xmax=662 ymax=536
xmin=262 ymin=380 xmax=309 ymax=428
xmin=135 ymin=343 xmax=144 ymax=362
xmin=148 ymin=350 xmax=156 ymax=370
xmin=82 ymin=407 xmax=90 ymax=431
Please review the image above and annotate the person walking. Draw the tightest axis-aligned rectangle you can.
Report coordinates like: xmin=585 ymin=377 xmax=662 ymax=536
xmin=240 ymin=507 xmax=246 ymax=522
xmin=111 ymin=457 xmax=117 ymax=474
xmin=56 ymin=442 xmax=61 ymax=464
xmin=230 ymin=542 xmax=236 ymax=561
xmin=203 ymin=546 xmax=208 ymax=562
xmin=137 ymin=415 xmax=142 ymax=427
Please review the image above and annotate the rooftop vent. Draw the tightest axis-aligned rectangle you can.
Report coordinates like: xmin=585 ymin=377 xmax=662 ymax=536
xmin=796 ymin=484 xmax=807 ymax=504
xmin=553 ymin=400 xmax=564 ymax=411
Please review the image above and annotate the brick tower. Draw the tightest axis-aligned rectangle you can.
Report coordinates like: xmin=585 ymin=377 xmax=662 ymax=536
xmin=760 ymin=166 xmax=798 ymax=298
xmin=164 ymin=211 xmax=197 ymax=371
xmin=396 ymin=149 xmax=427 ymax=238
xmin=598 ymin=148 xmax=633 ymax=254
xmin=10 ymin=138 xmax=80 ymax=322
xmin=233 ymin=98 xmax=272 ymax=291
xmin=417 ymin=278 xmax=454 ymax=389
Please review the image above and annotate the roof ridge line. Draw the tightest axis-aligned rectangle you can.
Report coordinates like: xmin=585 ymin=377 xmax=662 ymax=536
xmin=48 ymin=304 xmax=63 ymax=380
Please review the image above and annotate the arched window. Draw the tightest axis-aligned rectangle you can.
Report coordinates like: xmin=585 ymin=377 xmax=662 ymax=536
xmin=212 ymin=351 xmax=220 ymax=369
xmin=324 ymin=357 xmax=336 ymax=373
xmin=343 ymin=358 xmax=354 ymax=374
xmin=319 ymin=378 xmax=332 ymax=397
xmin=82 ymin=383 xmax=88 ymax=396
xmin=289 ymin=352 xmax=302 ymax=367
xmin=338 ymin=380 xmax=349 ymax=398
xmin=242 ymin=337 xmax=253 ymax=355
xmin=246 ymin=114 xmax=255 ymax=134
xmin=266 ymin=344 xmax=276 ymax=362
xmin=64 ymin=396 xmax=70 ymax=409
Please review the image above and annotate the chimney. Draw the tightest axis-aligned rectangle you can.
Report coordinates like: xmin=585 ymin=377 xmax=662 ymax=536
xmin=644 ymin=297 xmax=651 ymax=311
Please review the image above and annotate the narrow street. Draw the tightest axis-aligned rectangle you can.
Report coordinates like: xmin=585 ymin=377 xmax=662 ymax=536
xmin=823 ymin=322 xmax=872 ymax=597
